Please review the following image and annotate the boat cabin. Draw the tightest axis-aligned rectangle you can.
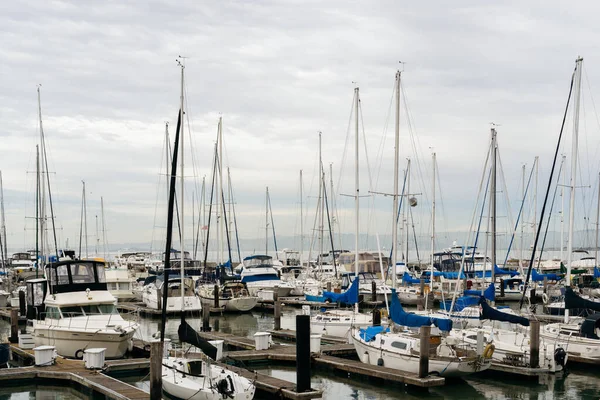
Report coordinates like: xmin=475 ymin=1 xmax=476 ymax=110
xmin=45 ymin=260 xmax=107 ymax=295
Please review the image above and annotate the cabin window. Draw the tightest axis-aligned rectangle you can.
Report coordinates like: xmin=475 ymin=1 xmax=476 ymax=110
xmin=81 ymin=305 xmax=100 ymax=315
xmin=60 ymin=306 xmax=83 ymax=317
xmin=96 ymin=265 xmax=106 ymax=283
xmin=119 ymin=283 xmax=130 ymax=290
xmin=466 ymin=335 xmax=478 ymax=341
xmin=98 ymin=304 xmax=118 ymax=315
xmin=391 ymin=341 xmax=407 ymax=350
xmin=46 ymin=306 xmax=61 ymax=319
xmin=187 ymin=361 xmax=203 ymax=376
xmin=51 ymin=264 xmax=69 ymax=285
xmin=70 ymin=263 xmax=96 ymax=284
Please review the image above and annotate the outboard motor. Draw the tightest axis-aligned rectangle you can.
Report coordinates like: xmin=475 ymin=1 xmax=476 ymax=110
xmin=554 ymin=347 xmax=567 ymax=368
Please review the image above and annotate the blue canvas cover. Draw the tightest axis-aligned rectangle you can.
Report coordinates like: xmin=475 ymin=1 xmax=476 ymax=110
xmin=359 ymin=325 xmax=389 ymax=342
xmin=532 ymin=269 xmax=561 ymax=282
xmin=403 ymin=272 xmax=429 ymax=284
xmin=390 ymin=289 xmax=452 ymax=331
xmin=440 ymin=295 xmax=479 ymax=312
xmin=463 ymin=283 xmax=495 ymax=302
xmin=321 ymin=276 xmax=359 ymax=305
xmin=479 ymin=297 xmax=530 ymax=326
xmin=595 ymin=267 xmax=600 ymax=279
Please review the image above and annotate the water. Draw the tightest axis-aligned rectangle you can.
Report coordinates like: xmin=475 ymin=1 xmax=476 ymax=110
xmin=0 ymin=383 xmax=87 ymax=400
xmin=4 ymin=311 xmax=600 ymax=399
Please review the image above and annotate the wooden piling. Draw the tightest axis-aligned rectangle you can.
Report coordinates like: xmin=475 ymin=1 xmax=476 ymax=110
xmin=543 ymin=277 xmax=548 ymax=294
xmin=326 ymin=282 xmax=332 ymax=292
xmin=213 ymin=284 xmax=220 ymax=308
xmin=372 ymin=309 xmax=381 ymax=326
xmin=274 ymin=292 xmax=281 ymax=331
xmin=149 ymin=340 xmax=163 ymax=400
xmin=18 ymin=291 xmax=26 ymax=317
xmin=418 ymin=279 xmax=425 ymax=311
xmin=371 ymin=281 xmax=377 ymax=302
xmin=202 ymin=303 xmax=211 ymax=332
xmin=296 ymin=315 xmax=311 ymax=393
xmin=530 ymin=320 xmax=540 ymax=368
xmin=9 ymin=309 xmax=18 ymax=343
xmin=500 ymin=279 xmax=505 ymax=298
xmin=419 ymin=326 xmax=430 ymax=378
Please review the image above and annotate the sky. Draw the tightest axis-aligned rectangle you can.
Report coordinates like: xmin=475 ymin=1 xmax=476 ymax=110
xmin=2 ymin=1 xmax=600 ymax=257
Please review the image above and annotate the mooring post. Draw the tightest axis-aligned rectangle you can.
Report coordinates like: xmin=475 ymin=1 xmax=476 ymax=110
xmin=296 ymin=314 xmax=311 ymax=393
xmin=417 ymin=278 xmax=425 ymax=311
xmin=530 ymin=320 xmax=540 ymax=368
xmin=274 ymin=291 xmax=281 ymax=331
xmin=543 ymin=277 xmax=548 ymax=294
xmin=202 ymin=303 xmax=211 ymax=332
xmin=18 ymin=290 xmax=26 ymax=317
xmin=419 ymin=325 xmax=430 ymax=378
xmin=213 ymin=284 xmax=220 ymax=308
xmin=9 ymin=308 xmax=18 ymax=343
xmin=326 ymin=281 xmax=332 ymax=292
xmin=372 ymin=308 xmax=381 ymax=326
xmin=150 ymin=340 xmax=164 ymax=400
xmin=371 ymin=281 xmax=377 ymax=302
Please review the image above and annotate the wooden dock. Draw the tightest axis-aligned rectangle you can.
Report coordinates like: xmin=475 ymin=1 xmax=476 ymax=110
xmin=268 ymin=329 xmax=348 ymax=344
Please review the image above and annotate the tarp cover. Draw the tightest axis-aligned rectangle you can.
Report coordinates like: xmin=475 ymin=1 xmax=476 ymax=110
xmin=463 ymin=283 xmax=495 ymax=302
xmin=440 ymin=295 xmax=479 ymax=312
xmin=479 ymin=297 xmax=530 ymax=326
xmin=532 ymin=269 xmax=561 ymax=282
xmin=322 ymin=276 xmax=359 ymax=305
xmin=403 ymin=272 xmax=429 ymax=284
xmin=390 ymin=289 xmax=452 ymax=331
xmin=359 ymin=325 xmax=389 ymax=342
xmin=178 ymin=316 xmax=218 ymax=360
xmin=595 ymin=267 xmax=600 ymax=279
xmin=565 ymin=287 xmax=600 ymax=312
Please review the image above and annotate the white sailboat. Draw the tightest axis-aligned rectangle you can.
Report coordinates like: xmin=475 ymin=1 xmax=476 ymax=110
xmin=160 ymin=61 xmax=255 ymax=400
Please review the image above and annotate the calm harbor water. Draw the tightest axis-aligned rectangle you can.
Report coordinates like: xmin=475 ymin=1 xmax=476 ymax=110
xmin=3 ymin=310 xmax=600 ymax=399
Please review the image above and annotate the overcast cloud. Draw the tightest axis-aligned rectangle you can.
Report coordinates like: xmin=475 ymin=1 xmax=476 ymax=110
xmin=2 ymin=1 xmax=600 ymax=256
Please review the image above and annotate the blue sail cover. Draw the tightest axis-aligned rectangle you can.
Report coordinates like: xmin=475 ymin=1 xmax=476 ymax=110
xmin=440 ymin=295 xmax=479 ymax=312
xmin=463 ymin=283 xmax=495 ymax=302
xmin=595 ymin=267 xmax=600 ymax=279
xmin=390 ymin=289 xmax=452 ymax=331
xmin=494 ymin=265 xmax=518 ymax=277
xmin=479 ymin=297 xmax=530 ymax=326
xmin=321 ymin=276 xmax=359 ymax=305
xmin=532 ymin=269 xmax=561 ymax=282
xmin=403 ymin=272 xmax=429 ymax=284
xmin=359 ymin=325 xmax=389 ymax=342
xmin=423 ymin=271 xmax=443 ymax=277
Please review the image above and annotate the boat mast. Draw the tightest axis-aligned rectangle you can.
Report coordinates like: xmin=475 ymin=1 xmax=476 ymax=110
xmin=217 ymin=118 xmax=223 ymax=266
xmin=566 ymin=56 xmax=583 ymax=322
xmin=300 ymin=169 xmax=304 ymax=268
xmin=430 ymin=152 xmax=436 ymax=291
xmin=0 ymin=172 xmax=6 ymax=273
xmin=101 ymin=197 xmax=108 ymax=262
xmin=329 ymin=163 xmax=336 ymax=263
xmin=319 ymin=132 xmax=324 ymax=271
xmin=519 ymin=164 xmax=525 ymax=272
xmin=265 ymin=186 xmax=269 ymax=255
xmin=592 ymin=173 xmax=600 ymax=267
xmin=560 ymin=154 xmax=566 ymax=262
xmin=533 ymin=156 xmax=539 ymax=247
xmin=35 ymin=145 xmax=40 ymax=277
xmin=491 ymin=128 xmax=497 ymax=285
xmin=392 ymin=71 xmax=400 ymax=290
xmin=354 ymin=86 xmax=360 ymax=314
xmin=178 ymin=60 xmax=185 ymax=309
xmin=405 ymin=159 xmax=411 ymax=264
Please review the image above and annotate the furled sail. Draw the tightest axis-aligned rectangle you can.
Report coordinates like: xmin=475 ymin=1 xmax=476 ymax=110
xmin=178 ymin=316 xmax=218 ymax=360
xmin=565 ymin=287 xmax=600 ymax=312
xmin=479 ymin=297 xmax=530 ymax=326
xmin=322 ymin=276 xmax=359 ymax=304
xmin=390 ymin=289 xmax=452 ymax=331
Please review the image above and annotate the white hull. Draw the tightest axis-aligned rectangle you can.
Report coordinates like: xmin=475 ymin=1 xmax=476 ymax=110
xmin=162 ymin=357 xmax=255 ymax=400
xmin=540 ymin=323 xmax=600 ymax=364
xmin=143 ymin=289 xmax=202 ymax=312
xmin=33 ymin=325 xmax=134 ymax=359
xmin=248 ymin=284 xmax=293 ymax=298
xmin=351 ymin=331 xmax=491 ymax=378
xmin=310 ymin=311 xmax=374 ymax=339
xmin=199 ymin=296 xmax=258 ymax=312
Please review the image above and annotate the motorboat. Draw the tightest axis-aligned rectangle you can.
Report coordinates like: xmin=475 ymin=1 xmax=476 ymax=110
xmin=238 ymin=255 xmax=294 ymax=298
xmin=32 ymin=259 xmax=138 ymax=359
xmin=105 ymin=268 xmax=136 ymax=302
xmin=197 ymin=281 xmax=259 ymax=312
xmin=142 ymin=275 xmax=202 ymax=312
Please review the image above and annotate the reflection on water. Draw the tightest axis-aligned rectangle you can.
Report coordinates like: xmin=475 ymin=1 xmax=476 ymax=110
xmin=0 ymin=384 xmax=85 ymax=400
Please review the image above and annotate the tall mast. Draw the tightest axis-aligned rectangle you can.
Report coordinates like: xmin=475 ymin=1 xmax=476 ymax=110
xmin=329 ymin=163 xmax=335 ymax=260
xmin=84 ymin=181 xmax=88 ymax=259
xmin=560 ymin=154 xmax=566 ymax=262
xmin=217 ymin=118 xmax=223 ymax=265
xmin=178 ymin=60 xmax=185 ymax=309
xmin=491 ymin=128 xmax=497 ymax=284
xmin=265 ymin=186 xmax=269 ymax=255
xmin=0 ymin=172 xmax=6 ymax=271
xmin=533 ymin=156 xmax=539 ymax=245
xmin=392 ymin=71 xmax=401 ymax=289
xmin=405 ymin=159 xmax=411 ymax=264
xmin=300 ymin=169 xmax=304 ymax=267
xmin=430 ymin=152 xmax=436 ymax=291
xmin=37 ymin=86 xmax=46 ymax=263
xmin=353 ymin=86 xmax=360 ymax=314
xmin=566 ymin=56 xmax=583 ymax=323
xmin=592 ymin=174 xmax=600 ymax=267
xmin=35 ymin=145 xmax=40 ymax=277
xmin=101 ymin=197 xmax=108 ymax=261
xmin=95 ymin=214 xmax=99 ymax=257
xmin=519 ymin=164 xmax=525 ymax=272
xmin=319 ymin=132 xmax=324 ymax=270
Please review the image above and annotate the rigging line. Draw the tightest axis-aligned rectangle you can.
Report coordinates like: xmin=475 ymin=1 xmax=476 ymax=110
xmin=519 ymin=62 xmax=576 ymax=309
xmin=218 ymin=158 xmax=233 ymax=266
xmin=150 ymin=127 xmax=169 ymax=253
xmin=202 ymin=143 xmax=218 ymax=267
xmin=322 ymin=169 xmax=337 ymax=276
xmin=583 ymin=67 xmax=600 ymax=182
xmin=228 ymin=172 xmax=243 ymax=263
xmin=497 ymin=145 xmax=515 ymax=250
xmin=335 ymin=90 xmax=357 ymax=196
xmin=537 ymin=158 xmax=565 ymax=270
xmin=434 ymin=156 xmax=449 ymax=240
xmin=268 ymin=190 xmax=278 ymax=256
xmin=372 ymin=79 xmax=396 ymax=192
xmin=502 ymin=159 xmax=536 ymax=269
xmin=358 ymin=98 xmax=377 ymax=249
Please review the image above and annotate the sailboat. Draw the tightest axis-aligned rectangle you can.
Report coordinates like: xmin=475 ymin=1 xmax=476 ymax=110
xmin=160 ymin=61 xmax=255 ymax=400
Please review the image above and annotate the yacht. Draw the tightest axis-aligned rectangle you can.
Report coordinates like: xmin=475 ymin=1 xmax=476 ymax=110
xmin=238 ymin=255 xmax=294 ymax=298
xmin=142 ymin=274 xmax=202 ymax=312
xmin=105 ymin=268 xmax=136 ymax=302
xmin=32 ymin=260 xmax=139 ymax=359
xmin=197 ymin=281 xmax=259 ymax=312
